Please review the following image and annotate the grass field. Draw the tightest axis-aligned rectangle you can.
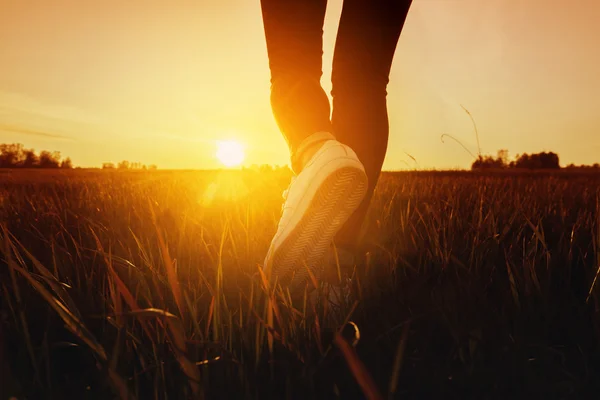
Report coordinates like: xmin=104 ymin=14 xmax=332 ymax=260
xmin=2 ymin=168 xmax=600 ymax=399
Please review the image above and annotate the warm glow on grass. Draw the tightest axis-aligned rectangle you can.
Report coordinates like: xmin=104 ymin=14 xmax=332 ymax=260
xmin=216 ymin=140 xmax=245 ymax=167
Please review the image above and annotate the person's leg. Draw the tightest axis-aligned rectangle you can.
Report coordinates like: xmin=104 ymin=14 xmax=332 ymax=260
xmin=260 ymin=0 xmax=332 ymax=173
xmin=331 ymin=0 xmax=413 ymax=252
xmin=260 ymin=0 xmax=369 ymax=293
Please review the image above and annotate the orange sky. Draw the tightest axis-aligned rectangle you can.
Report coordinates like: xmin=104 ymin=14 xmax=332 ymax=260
xmin=1 ymin=0 xmax=599 ymax=169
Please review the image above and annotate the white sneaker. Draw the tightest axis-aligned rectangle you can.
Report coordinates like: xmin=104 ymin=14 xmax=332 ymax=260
xmin=263 ymin=138 xmax=368 ymax=290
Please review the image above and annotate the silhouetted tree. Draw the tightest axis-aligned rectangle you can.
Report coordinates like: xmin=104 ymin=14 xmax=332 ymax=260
xmin=117 ymin=160 xmax=130 ymax=169
xmin=471 ymin=155 xmax=507 ymax=170
xmin=21 ymin=149 xmax=39 ymax=168
xmin=0 ymin=143 xmax=25 ymax=167
xmin=540 ymin=152 xmax=560 ymax=169
xmin=102 ymin=162 xmax=115 ymax=169
xmin=497 ymin=149 xmax=509 ymax=166
xmin=60 ymin=157 xmax=73 ymax=169
xmin=38 ymin=151 xmax=61 ymax=168
xmin=514 ymin=152 xmax=560 ymax=169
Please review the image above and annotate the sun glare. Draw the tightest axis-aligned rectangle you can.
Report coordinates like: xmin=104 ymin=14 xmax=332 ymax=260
xmin=216 ymin=140 xmax=245 ymax=167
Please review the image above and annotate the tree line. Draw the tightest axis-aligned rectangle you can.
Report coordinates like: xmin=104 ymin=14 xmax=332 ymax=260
xmin=102 ymin=161 xmax=157 ymax=170
xmin=0 ymin=143 xmax=72 ymax=168
xmin=0 ymin=143 xmax=158 ymax=170
xmin=471 ymin=150 xmax=563 ymax=170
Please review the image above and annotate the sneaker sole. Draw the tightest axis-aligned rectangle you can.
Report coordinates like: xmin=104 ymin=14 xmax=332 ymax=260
xmin=271 ymin=166 xmax=367 ymax=289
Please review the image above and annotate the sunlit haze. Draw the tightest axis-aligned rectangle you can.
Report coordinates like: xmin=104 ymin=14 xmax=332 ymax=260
xmin=1 ymin=0 xmax=599 ymax=169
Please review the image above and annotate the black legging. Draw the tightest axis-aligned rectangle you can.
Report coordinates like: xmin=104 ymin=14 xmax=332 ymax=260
xmin=260 ymin=0 xmax=413 ymax=250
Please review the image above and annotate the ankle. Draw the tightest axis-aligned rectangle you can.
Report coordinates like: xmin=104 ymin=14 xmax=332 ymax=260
xmin=291 ymin=131 xmax=335 ymax=173
xmin=299 ymin=141 xmax=325 ymax=170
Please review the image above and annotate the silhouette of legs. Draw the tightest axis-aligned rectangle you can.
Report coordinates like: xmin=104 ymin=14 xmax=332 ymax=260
xmin=260 ymin=0 xmax=413 ymax=252
xmin=331 ymin=0 xmax=413 ymax=251
xmin=260 ymin=0 xmax=331 ymax=173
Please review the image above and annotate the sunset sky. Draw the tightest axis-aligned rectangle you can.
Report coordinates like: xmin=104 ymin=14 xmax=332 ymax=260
xmin=1 ymin=0 xmax=599 ymax=169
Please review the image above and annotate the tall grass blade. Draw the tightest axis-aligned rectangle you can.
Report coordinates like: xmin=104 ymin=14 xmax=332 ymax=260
xmin=115 ymin=308 xmax=203 ymax=398
xmin=388 ymin=321 xmax=411 ymax=398
xmin=149 ymin=201 xmax=184 ymax=317
xmin=2 ymin=227 xmax=40 ymax=384
xmin=334 ymin=332 xmax=383 ymax=400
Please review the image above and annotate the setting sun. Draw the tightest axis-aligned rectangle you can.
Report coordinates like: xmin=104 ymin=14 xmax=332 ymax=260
xmin=216 ymin=140 xmax=245 ymax=167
